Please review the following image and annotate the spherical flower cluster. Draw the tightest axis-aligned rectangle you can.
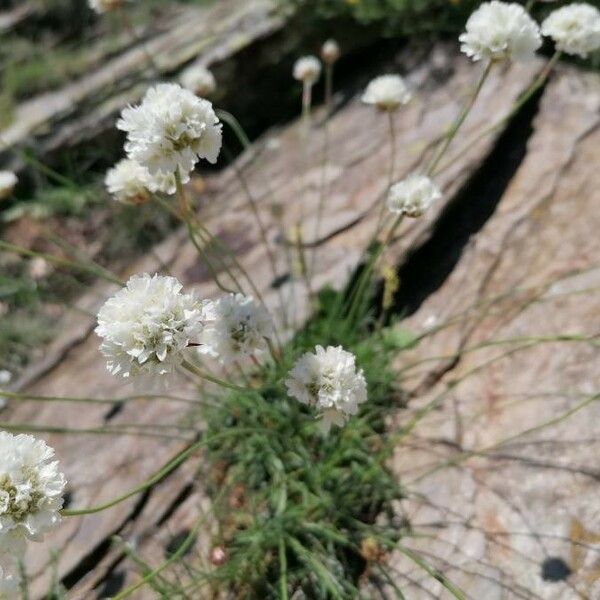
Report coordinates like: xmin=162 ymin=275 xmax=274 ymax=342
xmin=541 ymin=4 xmax=600 ymax=58
xmin=105 ymin=159 xmax=190 ymax=201
xmin=459 ymin=1 xmax=542 ymax=62
xmin=293 ymin=56 xmax=322 ymax=85
xmin=96 ymin=274 xmax=212 ymax=379
xmin=361 ymin=75 xmax=412 ymax=112
xmin=0 ymin=172 xmax=17 ymax=201
xmin=387 ymin=174 xmax=441 ymax=218
xmin=180 ymin=64 xmax=217 ymax=97
xmin=89 ymin=0 xmax=123 ymax=13
xmin=285 ymin=345 xmax=367 ymax=433
xmin=147 ymin=169 xmax=190 ymax=196
xmin=321 ymin=39 xmax=341 ymax=65
xmin=0 ymin=433 xmax=66 ymax=558
xmin=117 ymin=83 xmax=222 ymax=180
xmin=202 ymin=294 xmax=273 ymax=362
xmin=105 ymin=159 xmax=151 ymax=204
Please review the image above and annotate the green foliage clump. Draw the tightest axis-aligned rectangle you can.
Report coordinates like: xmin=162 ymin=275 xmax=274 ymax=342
xmin=282 ymin=0 xmax=481 ymax=37
xmin=192 ymin=287 xmax=413 ymax=598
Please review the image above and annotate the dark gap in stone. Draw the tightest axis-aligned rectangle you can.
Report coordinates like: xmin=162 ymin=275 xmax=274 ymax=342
xmin=164 ymin=529 xmax=196 ymax=559
xmin=270 ymin=272 xmax=291 ymax=289
xmin=103 ymin=400 xmax=124 ymax=422
xmin=61 ymin=488 xmax=151 ymax=590
xmin=156 ymin=482 xmax=195 ymax=527
xmin=95 ymin=569 xmax=126 ymax=598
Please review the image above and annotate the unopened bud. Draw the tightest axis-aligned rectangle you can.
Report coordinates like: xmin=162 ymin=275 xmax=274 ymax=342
xmin=321 ymin=39 xmax=341 ymax=65
xmin=210 ymin=546 xmax=228 ymax=566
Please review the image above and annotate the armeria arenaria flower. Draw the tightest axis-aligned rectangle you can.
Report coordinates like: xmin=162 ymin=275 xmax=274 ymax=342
xmin=460 ymin=1 xmax=541 ymax=62
xmin=0 ymin=432 xmax=66 ymax=558
xmin=285 ymin=345 xmax=367 ymax=433
xmin=105 ymin=159 xmax=191 ymax=201
xmin=96 ymin=274 xmax=213 ymax=379
xmin=321 ymin=39 xmax=341 ymax=65
xmin=361 ymin=75 xmax=412 ymax=112
xmin=387 ymin=174 xmax=441 ymax=218
xmin=105 ymin=159 xmax=151 ymax=204
xmin=89 ymin=0 xmax=124 ymax=13
xmin=293 ymin=56 xmax=322 ymax=84
xmin=117 ymin=83 xmax=222 ymax=180
xmin=0 ymin=172 xmax=17 ymax=201
xmin=180 ymin=64 xmax=217 ymax=97
xmin=202 ymin=294 xmax=273 ymax=362
xmin=542 ymin=3 xmax=600 ymax=58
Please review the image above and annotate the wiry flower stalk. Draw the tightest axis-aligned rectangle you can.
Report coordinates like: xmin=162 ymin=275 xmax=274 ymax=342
xmin=426 ymin=60 xmax=493 ymax=176
xmin=117 ymin=5 xmax=160 ymax=75
xmin=293 ymin=56 xmax=322 ymax=302
xmin=173 ymin=170 xmax=284 ymax=351
xmin=218 ymin=111 xmax=290 ymax=328
xmin=433 ymin=50 xmax=562 ymax=177
xmin=310 ymin=40 xmax=340 ymax=284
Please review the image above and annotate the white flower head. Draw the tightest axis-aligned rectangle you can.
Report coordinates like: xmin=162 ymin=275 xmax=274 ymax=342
xmin=321 ymin=39 xmax=341 ymax=64
xmin=361 ymin=75 xmax=412 ymax=112
xmin=387 ymin=174 xmax=441 ymax=218
xmin=96 ymin=274 xmax=213 ymax=379
xmin=0 ymin=172 xmax=17 ymax=201
xmin=89 ymin=0 xmax=124 ymax=13
xmin=542 ymin=3 xmax=600 ymax=57
xmin=293 ymin=56 xmax=322 ymax=85
xmin=180 ymin=64 xmax=217 ymax=97
xmin=0 ymin=433 xmax=66 ymax=555
xmin=117 ymin=83 xmax=222 ymax=179
xmin=202 ymin=294 xmax=273 ymax=362
xmin=460 ymin=1 xmax=542 ymax=62
xmin=105 ymin=158 xmax=192 ymax=201
xmin=0 ymin=566 xmax=19 ymax=599
xmin=105 ymin=159 xmax=151 ymax=204
xmin=147 ymin=170 xmax=191 ymax=196
xmin=285 ymin=345 xmax=367 ymax=433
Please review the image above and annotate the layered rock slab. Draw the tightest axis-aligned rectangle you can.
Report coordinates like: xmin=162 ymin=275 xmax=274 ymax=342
xmin=0 ymin=46 xmax=543 ymax=596
xmin=389 ymin=67 xmax=600 ymax=599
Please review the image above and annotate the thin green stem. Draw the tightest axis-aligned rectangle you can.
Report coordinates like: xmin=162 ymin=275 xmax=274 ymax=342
xmin=426 ymin=60 xmax=493 ymax=176
xmin=182 ymin=360 xmax=253 ymax=393
xmin=373 ymin=110 xmax=397 ymax=237
xmin=118 ymin=7 xmax=160 ymax=74
xmin=346 ymin=62 xmax=494 ymax=320
xmin=171 ymin=176 xmax=279 ymax=337
xmin=395 ymin=545 xmax=466 ymax=600
xmin=63 ymin=431 xmax=248 ymax=517
xmin=434 ymin=52 xmax=560 ymax=177
xmin=222 ymin=143 xmax=289 ymax=329
xmin=112 ymin=493 xmax=222 ymax=599
xmin=0 ymin=422 xmax=183 ymax=440
xmin=310 ymin=62 xmax=334 ymax=281
xmin=411 ymin=392 xmax=600 ymax=484
xmin=0 ymin=390 xmax=213 ymax=407
xmin=0 ymin=240 xmax=122 ymax=286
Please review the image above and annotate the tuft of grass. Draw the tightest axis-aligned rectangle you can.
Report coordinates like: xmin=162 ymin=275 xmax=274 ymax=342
xmin=177 ymin=286 xmax=413 ymax=598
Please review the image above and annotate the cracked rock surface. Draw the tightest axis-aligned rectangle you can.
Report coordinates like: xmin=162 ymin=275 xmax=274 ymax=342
xmin=389 ymin=67 xmax=600 ymax=599
xmin=6 ymin=40 xmax=595 ymax=597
